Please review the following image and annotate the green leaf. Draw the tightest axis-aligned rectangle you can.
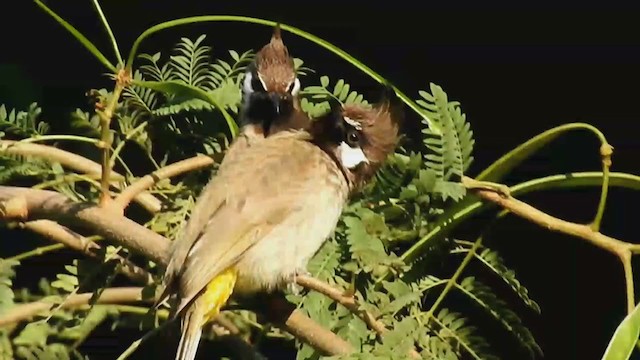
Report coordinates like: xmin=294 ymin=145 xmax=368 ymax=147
xmin=133 ymin=80 xmax=238 ymax=137
xmin=33 ymin=0 xmax=116 ymax=72
xmin=14 ymin=322 xmax=51 ymax=347
xmin=320 ymin=76 xmax=330 ymax=88
xmin=601 ymin=302 xmax=640 ymax=360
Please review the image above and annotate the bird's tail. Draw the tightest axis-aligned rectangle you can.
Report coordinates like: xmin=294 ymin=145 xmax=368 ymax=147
xmin=175 ymin=267 xmax=238 ymax=360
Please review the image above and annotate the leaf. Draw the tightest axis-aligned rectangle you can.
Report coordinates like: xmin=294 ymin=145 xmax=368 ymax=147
xmin=168 ymin=34 xmax=215 ymax=90
xmin=320 ymin=76 xmax=330 ymax=87
xmin=601 ymin=302 xmax=640 ymax=360
xmin=470 ymin=246 xmax=540 ymax=313
xmin=14 ymin=322 xmax=51 ymax=347
xmin=0 ymin=259 xmax=19 ymax=315
xmin=133 ymin=80 xmax=239 ymax=136
xmin=458 ymin=276 xmax=542 ymax=357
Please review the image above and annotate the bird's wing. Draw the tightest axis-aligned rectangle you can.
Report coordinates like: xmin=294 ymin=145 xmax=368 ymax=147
xmin=156 ymin=136 xmax=251 ymax=308
xmin=173 ymin=131 xmax=327 ymax=315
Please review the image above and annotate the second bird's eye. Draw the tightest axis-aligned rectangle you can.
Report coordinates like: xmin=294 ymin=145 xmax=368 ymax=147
xmin=346 ymin=130 xmax=360 ymax=147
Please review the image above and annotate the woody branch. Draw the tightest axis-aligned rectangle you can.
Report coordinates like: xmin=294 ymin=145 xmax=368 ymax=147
xmin=0 ymin=186 xmax=354 ymax=356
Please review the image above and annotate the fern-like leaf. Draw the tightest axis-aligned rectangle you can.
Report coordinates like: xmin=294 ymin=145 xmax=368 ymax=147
xmin=0 ymin=103 xmax=48 ymax=138
xmin=454 ymin=243 xmax=540 ymax=314
xmin=416 ymin=83 xmax=476 ymax=201
xmin=457 ymin=276 xmax=542 ymax=357
xmin=168 ymin=35 xmax=216 ymax=90
xmin=431 ymin=308 xmax=498 ymax=360
xmin=300 ymin=76 xmax=369 ymax=118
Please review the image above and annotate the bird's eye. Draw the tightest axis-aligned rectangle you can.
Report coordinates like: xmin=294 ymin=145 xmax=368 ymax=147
xmin=346 ymin=129 xmax=360 ymax=147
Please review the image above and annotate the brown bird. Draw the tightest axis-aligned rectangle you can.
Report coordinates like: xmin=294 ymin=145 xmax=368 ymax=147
xmin=156 ymin=24 xmax=307 ymax=306
xmin=161 ymin=86 xmax=402 ymax=360
xmin=236 ymin=23 xmax=308 ymax=142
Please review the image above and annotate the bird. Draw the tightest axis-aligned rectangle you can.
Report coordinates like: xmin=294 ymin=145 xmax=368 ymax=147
xmin=234 ymin=23 xmax=308 ymax=150
xmin=155 ymin=24 xmax=308 ymax=307
xmin=160 ymin=85 xmax=403 ymax=360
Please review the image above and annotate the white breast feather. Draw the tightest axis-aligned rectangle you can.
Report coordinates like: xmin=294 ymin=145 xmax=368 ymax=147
xmin=233 ymin=186 xmax=345 ymax=295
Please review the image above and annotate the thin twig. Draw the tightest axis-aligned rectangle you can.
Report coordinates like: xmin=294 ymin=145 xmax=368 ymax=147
xmin=424 ymin=237 xmax=482 ymax=322
xmin=21 ymin=220 xmax=151 ymax=284
xmin=0 ymin=139 xmax=161 ymax=213
xmin=97 ymin=71 xmax=129 ymax=207
xmin=621 ymin=251 xmax=635 ymax=314
xmin=114 ymin=155 xmax=214 ymax=211
xmin=296 ymin=275 xmax=421 ymax=359
xmin=0 ymin=287 xmax=145 ymax=327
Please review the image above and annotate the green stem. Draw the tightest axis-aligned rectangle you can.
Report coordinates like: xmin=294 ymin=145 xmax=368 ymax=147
xmin=32 ymin=0 xmax=116 ymax=72
xmin=621 ymin=251 xmax=635 ymax=314
xmin=377 ymin=171 xmax=640 ymax=286
xmin=475 ymin=122 xmax=611 ymax=233
xmin=7 ymin=244 xmax=65 ymax=262
xmin=90 ymin=0 xmax=123 ymax=66
xmin=126 ymin=16 xmax=438 ymax=133
xmin=116 ymin=321 xmax=171 ymax=360
xmin=424 ymin=238 xmax=482 ymax=322
xmin=18 ymin=135 xmax=100 ymax=145
xmin=110 ymin=122 xmax=149 ymax=169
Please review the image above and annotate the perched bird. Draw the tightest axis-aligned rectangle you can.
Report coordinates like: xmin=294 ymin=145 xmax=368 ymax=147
xmin=161 ymin=87 xmax=402 ymax=360
xmin=156 ymin=24 xmax=307 ymax=306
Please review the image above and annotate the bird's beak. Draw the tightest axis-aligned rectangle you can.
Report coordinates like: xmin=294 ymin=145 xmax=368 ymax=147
xmin=269 ymin=93 xmax=289 ymax=116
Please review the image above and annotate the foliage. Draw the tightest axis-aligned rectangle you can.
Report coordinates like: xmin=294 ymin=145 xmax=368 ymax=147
xmin=5 ymin=7 xmax=628 ymax=360
xmin=0 ymin=31 xmax=544 ymax=359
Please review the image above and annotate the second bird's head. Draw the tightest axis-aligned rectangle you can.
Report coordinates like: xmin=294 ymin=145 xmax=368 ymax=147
xmin=241 ymin=24 xmax=301 ymax=136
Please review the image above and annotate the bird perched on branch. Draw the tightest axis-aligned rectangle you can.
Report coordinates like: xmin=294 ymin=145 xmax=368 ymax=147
xmin=156 ymin=23 xmax=305 ymax=308
xmin=158 ymin=84 xmax=402 ymax=360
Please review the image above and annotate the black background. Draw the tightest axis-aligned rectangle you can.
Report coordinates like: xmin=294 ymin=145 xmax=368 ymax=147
xmin=2 ymin=1 xmax=640 ymax=359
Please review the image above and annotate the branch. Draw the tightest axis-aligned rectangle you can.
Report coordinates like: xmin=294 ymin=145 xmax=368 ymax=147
xmin=468 ymin=176 xmax=638 ymax=312
xmin=0 ymin=140 xmax=161 ymax=213
xmin=0 ymin=287 xmax=145 ymax=327
xmin=296 ymin=275 xmax=421 ymax=359
xmin=0 ymin=185 xmax=353 ymax=356
xmin=115 ymin=154 xmax=214 ymax=211
xmin=97 ymin=69 xmax=129 ymax=207
xmin=21 ymin=220 xmax=152 ymax=284
xmin=471 ymin=183 xmax=632 ymax=256
xmin=0 ymin=186 xmax=169 ymax=264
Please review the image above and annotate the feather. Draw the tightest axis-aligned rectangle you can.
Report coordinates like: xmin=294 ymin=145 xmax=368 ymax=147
xmin=175 ymin=304 xmax=204 ymax=360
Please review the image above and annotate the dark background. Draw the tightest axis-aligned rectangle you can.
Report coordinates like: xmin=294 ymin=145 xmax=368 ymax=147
xmin=2 ymin=1 xmax=640 ymax=359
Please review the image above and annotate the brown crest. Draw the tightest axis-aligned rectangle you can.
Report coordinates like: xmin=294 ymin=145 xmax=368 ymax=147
xmin=343 ymin=89 xmax=403 ymax=188
xmin=254 ymin=24 xmax=296 ymax=93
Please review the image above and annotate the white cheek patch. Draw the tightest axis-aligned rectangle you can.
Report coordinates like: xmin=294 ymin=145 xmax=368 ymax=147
xmin=339 ymin=141 xmax=369 ymax=169
xmin=290 ymin=77 xmax=301 ymax=96
xmin=242 ymin=71 xmax=254 ymax=95
xmin=257 ymin=73 xmax=268 ymax=91
xmin=343 ymin=116 xmax=362 ymax=130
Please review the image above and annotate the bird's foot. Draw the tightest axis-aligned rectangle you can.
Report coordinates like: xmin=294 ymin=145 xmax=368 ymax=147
xmin=285 ymin=269 xmax=310 ymax=296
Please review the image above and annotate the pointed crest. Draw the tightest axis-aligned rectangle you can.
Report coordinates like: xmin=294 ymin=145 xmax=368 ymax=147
xmin=254 ymin=23 xmax=296 ymax=93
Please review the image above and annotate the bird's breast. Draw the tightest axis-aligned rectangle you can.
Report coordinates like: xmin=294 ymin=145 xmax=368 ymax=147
xmin=233 ymin=174 xmax=347 ymax=295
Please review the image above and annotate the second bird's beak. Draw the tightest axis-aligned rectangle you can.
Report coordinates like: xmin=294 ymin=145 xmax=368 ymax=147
xmin=269 ymin=93 xmax=291 ymax=116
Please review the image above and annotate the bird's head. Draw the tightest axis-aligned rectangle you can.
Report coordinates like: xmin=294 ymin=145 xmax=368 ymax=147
xmin=310 ymin=85 xmax=403 ymax=191
xmin=241 ymin=24 xmax=301 ymax=136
